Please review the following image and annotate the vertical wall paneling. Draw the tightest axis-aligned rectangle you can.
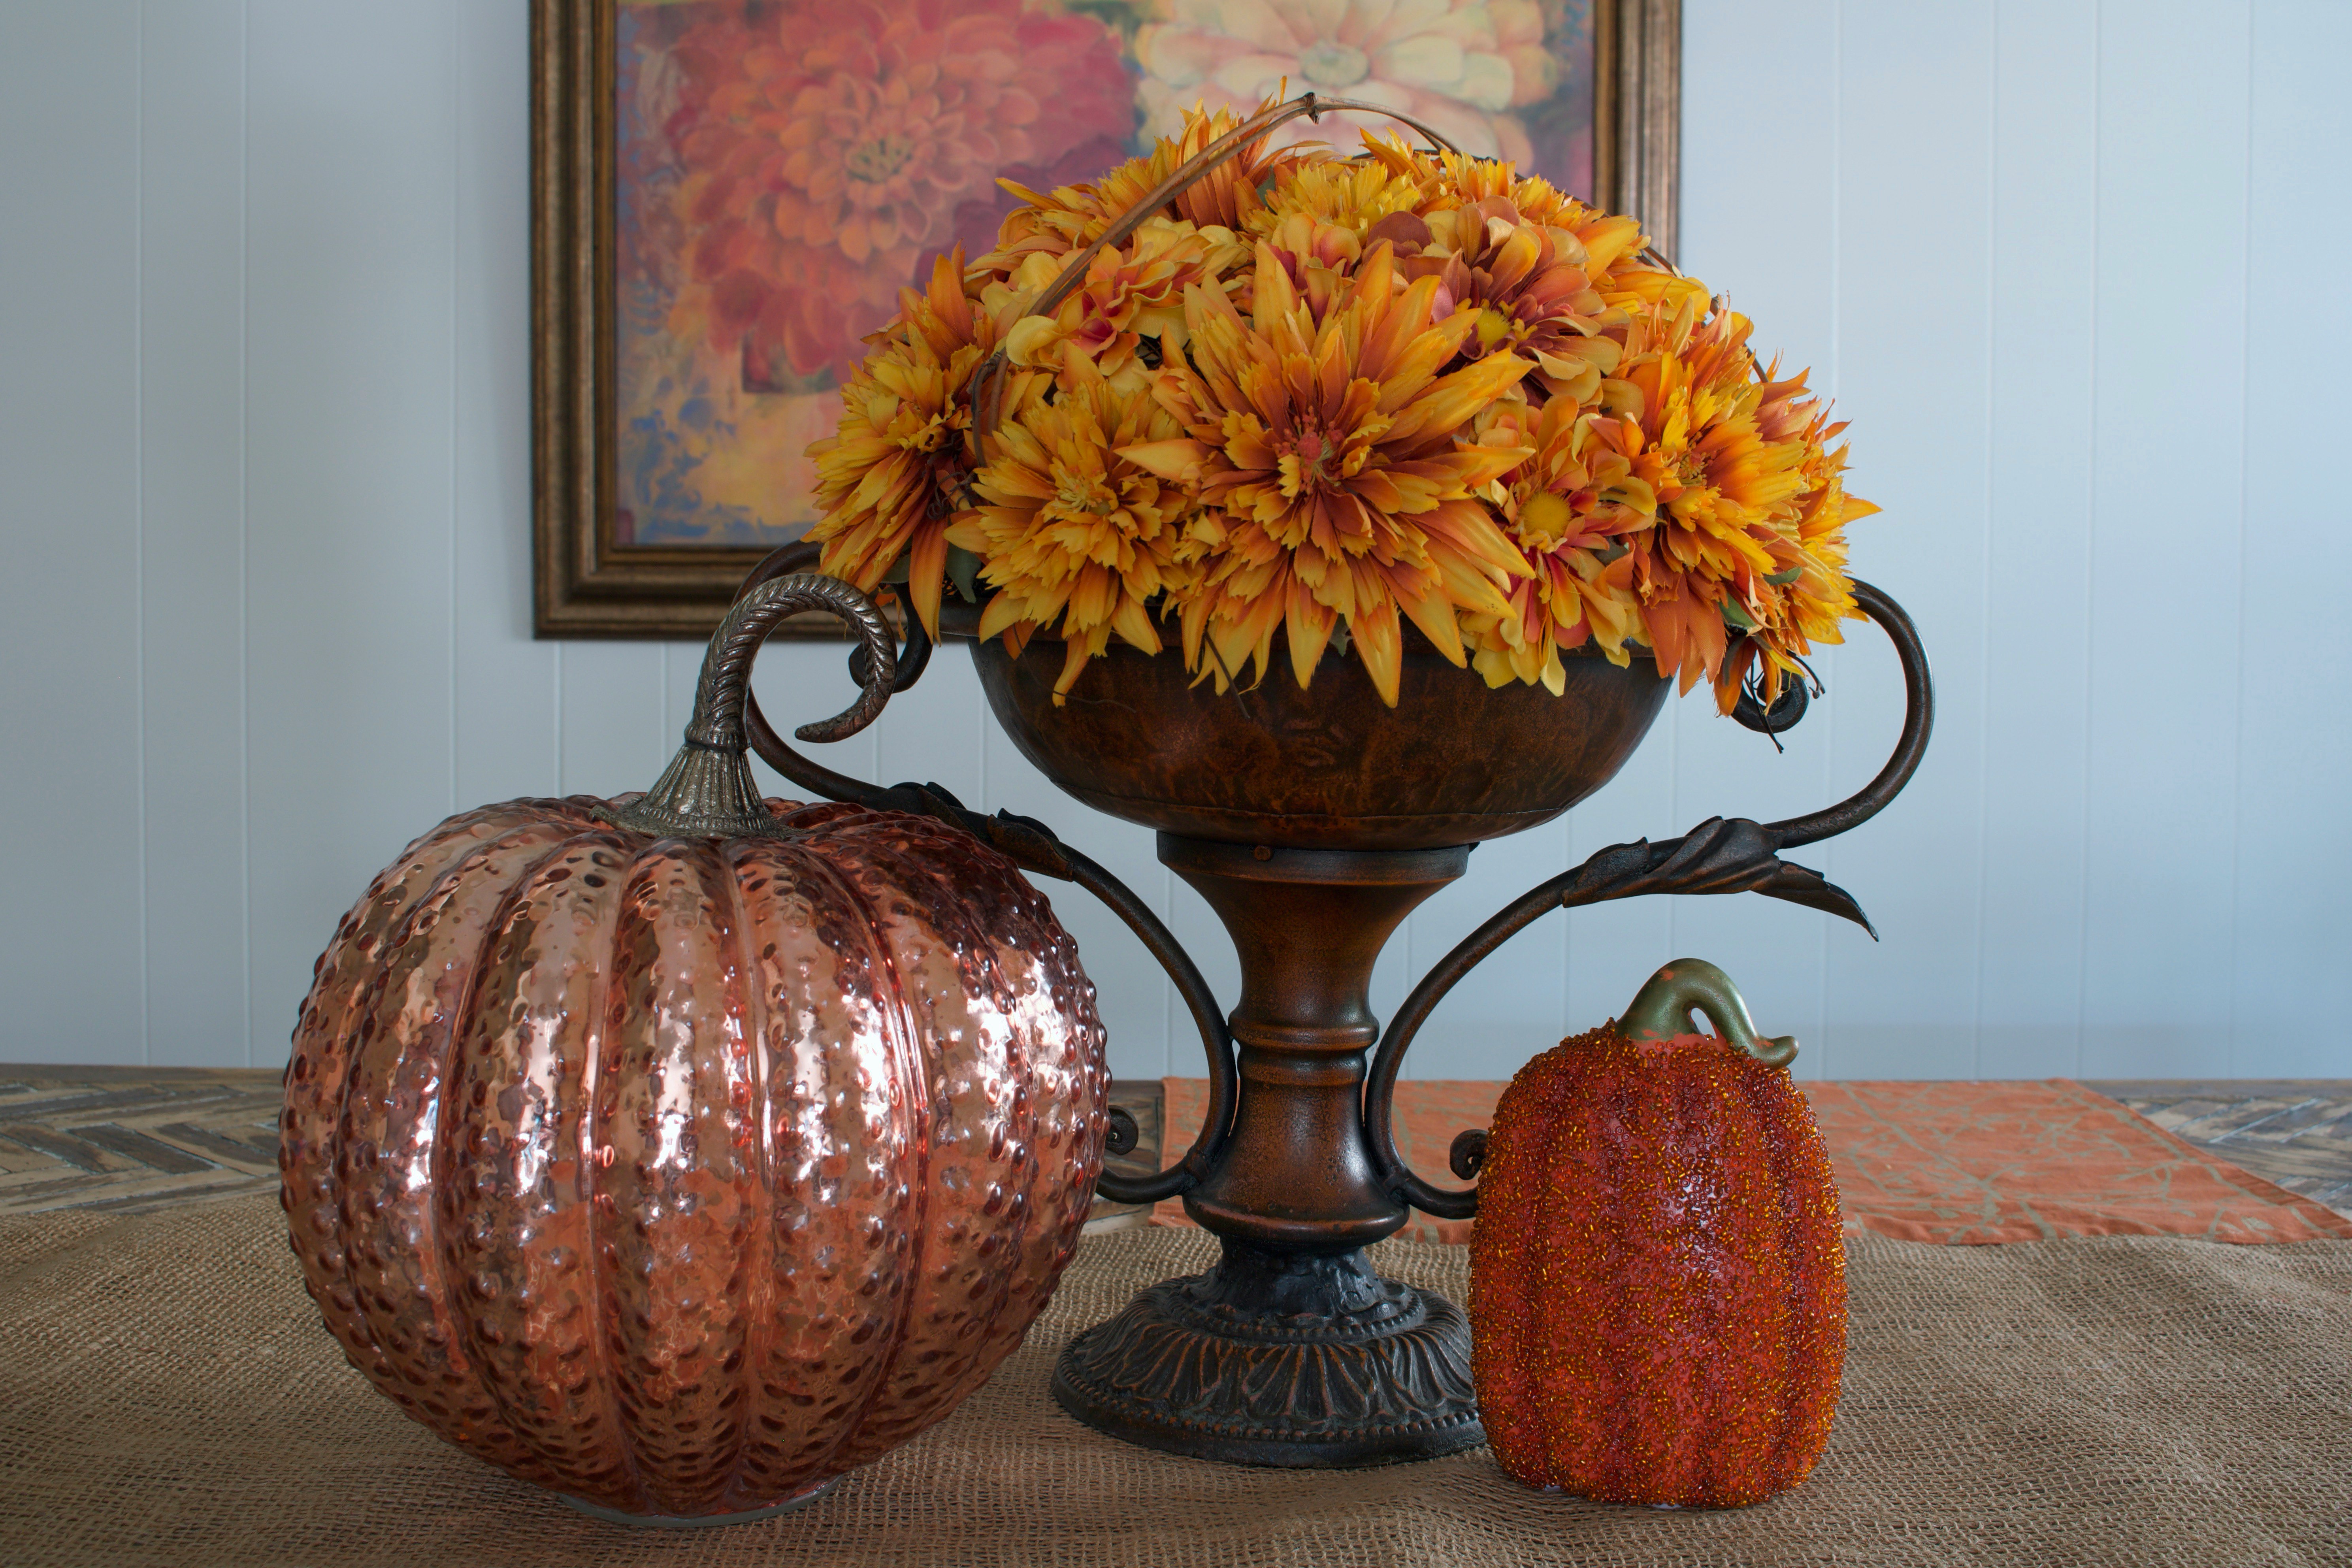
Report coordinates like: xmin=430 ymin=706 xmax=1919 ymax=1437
xmin=138 ymin=0 xmax=251 ymax=1066
xmin=243 ymin=0 xmax=464 ymax=1065
xmin=2078 ymin=2 xmax=2252 ymax=1079
xmin=1662 ymin=0 xmax=1843 ymax=1077
xmin=1560 ymin=708 xmax=1680 ymax=1063
xmin=1979 ymin=0 xmax=2099 ymax=1079
xmin=745 ymin=641 xmax=880 ymax=797
xmin=0 ymin=6 xmax=146 ymax=1065
xmin=1818 ymin=0 xmax=1996 ymax=1080
xmin=556 ymin=640 xmax=667 ymax=799
xmin=1390 ymin=818 xmax=1567 ymax=1083
xmin=454 ymin=1 xmax=558 ymax=809
xmin=2233 ymin=0 xmax=2352 ymax=1079
xmin=4 ymin=4 xmax=2347 ymax=1078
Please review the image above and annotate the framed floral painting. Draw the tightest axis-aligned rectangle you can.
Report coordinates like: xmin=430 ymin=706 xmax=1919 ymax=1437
xmin=532 ymin=0 xmax=1681 ymax=637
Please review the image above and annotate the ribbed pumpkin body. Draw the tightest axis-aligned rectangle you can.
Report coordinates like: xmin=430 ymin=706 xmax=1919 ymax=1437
xmin=1468 ymin=1027 xmax=1845 ymax=1508
xmin=279 ymin=794 xmax=1108 ymax=1519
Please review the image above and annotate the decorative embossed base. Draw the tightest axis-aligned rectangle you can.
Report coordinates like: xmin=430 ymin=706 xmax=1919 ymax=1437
xmin=1050 ymin=1240 xmax=1484 ymax=1467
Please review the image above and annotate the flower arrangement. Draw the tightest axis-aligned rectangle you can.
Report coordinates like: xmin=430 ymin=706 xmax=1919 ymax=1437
xmin=808 ymin=101 xmax=1877 ymax=712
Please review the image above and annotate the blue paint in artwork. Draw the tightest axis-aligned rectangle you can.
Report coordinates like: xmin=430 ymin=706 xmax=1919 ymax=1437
xmin=620 ymin=408 xmax=784 ymax=547
xmin=613 ymin=281 xmax=803 ymax=547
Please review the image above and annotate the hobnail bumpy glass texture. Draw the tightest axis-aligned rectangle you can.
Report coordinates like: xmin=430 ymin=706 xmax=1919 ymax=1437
xmin=279 ymin=795 xmax=1108 ymax=1519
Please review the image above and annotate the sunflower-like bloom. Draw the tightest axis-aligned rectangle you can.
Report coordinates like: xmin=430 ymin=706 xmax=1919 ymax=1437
xmin=806 ymin=250 xmax=1001 ymax=635
xmin=1121 ymin=241 xmax=1535 ymax=705
xmin=944 ymin=348 xmax=1201 ymax=699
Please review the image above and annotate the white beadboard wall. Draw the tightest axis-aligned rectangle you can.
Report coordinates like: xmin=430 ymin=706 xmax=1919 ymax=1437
xmin=2 ymin=1 xmax=2346 ymax=1083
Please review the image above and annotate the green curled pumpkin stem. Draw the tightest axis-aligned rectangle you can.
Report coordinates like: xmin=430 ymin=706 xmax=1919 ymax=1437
xmin=1617 ymin=958 xmax=1798 ymax=1068
xmin=599 ymin=573 xmax=897 ymax=840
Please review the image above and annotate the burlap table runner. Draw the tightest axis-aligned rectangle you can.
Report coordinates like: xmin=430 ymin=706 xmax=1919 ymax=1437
xmin=2 ymin=1195 xmax=2345 ymax=1567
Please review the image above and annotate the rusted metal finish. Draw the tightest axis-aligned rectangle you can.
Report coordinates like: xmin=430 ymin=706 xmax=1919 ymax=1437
xmin=969 ymin=626 xmax=1671 ymax=851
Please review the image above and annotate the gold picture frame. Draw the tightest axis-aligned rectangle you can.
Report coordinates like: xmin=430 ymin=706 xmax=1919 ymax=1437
xmin=530 ymin=0 xmax=1682 ymax=639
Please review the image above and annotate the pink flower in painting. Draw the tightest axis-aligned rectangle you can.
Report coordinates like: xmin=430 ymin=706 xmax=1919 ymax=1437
xmin=664 ymin=0 xmax=1133 ymax=386
xmin=1135 ymin=0 xmax=1555 ymax=164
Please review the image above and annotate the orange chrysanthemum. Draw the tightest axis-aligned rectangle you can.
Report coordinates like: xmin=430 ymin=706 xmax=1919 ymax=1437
xmin=946 ymin=348 xmax=1201 ymax=698
xmin=803 ymin=102 xmax=1879 ymax=714
xmin=806 ymin=251 xmax=997 ymax=636
xmin=978 ymin=105 xmax=1310 ymax=275
xmin=993 ymin=217 xmax=1249 ymax=396
xmin=1121 ymin=241 xmax=1533 ymax=704
xmin=1463 ymin=292 xmax=1875 ymax=709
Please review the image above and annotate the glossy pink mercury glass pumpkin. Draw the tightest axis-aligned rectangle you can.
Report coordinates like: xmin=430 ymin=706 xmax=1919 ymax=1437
xmin=278 ymin=576 xmax=1109 ymax=1524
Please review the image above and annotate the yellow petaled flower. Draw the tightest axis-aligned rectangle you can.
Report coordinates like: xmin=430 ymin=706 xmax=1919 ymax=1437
xmin=978 ymin=106 xmax=1306 ymax=275
xmin=1249 ymin=158 xmax=1428 ymax=243
xmin=1463 ymin=289 xmax=1877 ymax=711
xmin=1459 ymin=395 xmax=1645 ymax=693
xmin=1380 ymin=201 xmax=1627 ymax=403
xmin=994 ymin=217 xmax=1248 ymax=396
xmin=946 ymin=347 xmax=1200 ymax=700
xmin=807 ymin=249 xmax=997 ymax=637
xmin=1121 ymin=240 xmax=1534 ymax=705
xmin=804 ymin=101 xmax=1879 ymax=713
xmin=1361 ymin=136 xmax=1600 ymax=236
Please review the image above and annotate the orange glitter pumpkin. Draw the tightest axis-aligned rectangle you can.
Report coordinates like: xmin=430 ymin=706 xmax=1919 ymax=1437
xmin=1468 ymin=959 xmax=1845 ymax=1508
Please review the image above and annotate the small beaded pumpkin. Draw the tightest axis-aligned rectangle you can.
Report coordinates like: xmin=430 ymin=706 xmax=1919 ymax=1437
xmin=1468 ymin=959 xmax=1845 ymax=1508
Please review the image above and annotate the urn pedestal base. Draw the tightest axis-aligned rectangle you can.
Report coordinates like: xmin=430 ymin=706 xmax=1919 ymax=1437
xmin=1049 ymin=836 xmax=1485 ymax=1466
xmin=1050 ymin=1240 xmax=1483 ymax=1468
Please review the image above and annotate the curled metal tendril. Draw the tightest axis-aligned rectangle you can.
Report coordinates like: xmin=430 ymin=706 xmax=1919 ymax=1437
xmin=1364 ymin=580 xmax=1934 ymax=1221
xmin=596 ymin=573 xmax=895 ymax=841
xmin=1448 ymin=1131 xmax=1487 ymax=1181
xmin=1105 ymin=1107 xmax=1140 ymax=1160
xmin=714 ymin=575 xmax=895 ymax=749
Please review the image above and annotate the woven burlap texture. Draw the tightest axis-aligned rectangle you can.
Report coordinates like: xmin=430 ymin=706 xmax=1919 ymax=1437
xmin=2 ymin=1194 xmax=2346 ymax=1568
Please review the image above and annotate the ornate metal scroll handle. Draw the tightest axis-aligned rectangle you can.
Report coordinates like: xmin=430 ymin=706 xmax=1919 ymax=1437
xmin=1364 ymin=580 xmax=1934 ymax=1220
xmin=731 ymin=545 xmax=1237 ymax=1205
xmin=599 ymin=572 xmax=895 ymax=839
xmin=967 ymin=91 xmax=1463 ymax=443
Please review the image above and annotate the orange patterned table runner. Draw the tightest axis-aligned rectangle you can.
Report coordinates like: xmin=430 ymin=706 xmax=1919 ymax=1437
xmin=1155 ymin=1077 xmax=2352 ymax=1246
